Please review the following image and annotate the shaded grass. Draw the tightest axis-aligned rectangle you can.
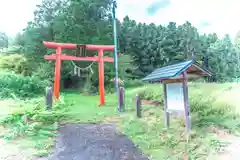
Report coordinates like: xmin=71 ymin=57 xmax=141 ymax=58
xmin=0 ymin=82 xmax=240 ymax=159
xmin=0 ymin=98 xmax=64 ymax=157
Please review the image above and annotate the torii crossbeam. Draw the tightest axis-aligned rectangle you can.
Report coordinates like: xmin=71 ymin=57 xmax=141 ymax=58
xmin=43 ymin=41 xmax=115 ymax=106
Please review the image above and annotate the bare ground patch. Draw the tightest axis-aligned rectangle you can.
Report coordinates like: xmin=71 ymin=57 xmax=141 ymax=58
xmin=208 ymin=125 xmax=240 ymax=160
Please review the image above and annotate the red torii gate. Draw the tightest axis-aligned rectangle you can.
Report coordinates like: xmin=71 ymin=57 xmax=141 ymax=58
xmin=43 ymin=41 xmax=115 ymax=106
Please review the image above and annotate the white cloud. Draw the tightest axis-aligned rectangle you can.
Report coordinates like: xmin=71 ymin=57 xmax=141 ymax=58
xmin=116 ymin=0 xmax=157 ymax=22
xmin=117 ymin=0 xmax=240 ymax=38
xmin=0 ymin=0 xmax=240 ymax=38
xmin=0 ymin=0 xmax=41 ymax=36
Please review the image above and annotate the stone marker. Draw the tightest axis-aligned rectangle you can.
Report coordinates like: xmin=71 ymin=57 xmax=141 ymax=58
xmin=119 ymin=87 xmax=125 ymax=112
xmin=45 ymin=87 xmax=53 ymax=110
xmin=136 ymin=94 xmax=142 ymax=118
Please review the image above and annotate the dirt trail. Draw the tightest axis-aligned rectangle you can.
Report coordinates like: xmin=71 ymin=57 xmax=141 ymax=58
xmin=45 ymin=123 xmax=150 ymax=160
xmin=0 ymin=138 xmax=35 ymax=160
xmin=2 ymin=123 xmax=240 ymax=160
xmin=208 ymin=137 xmax=240 ymax=160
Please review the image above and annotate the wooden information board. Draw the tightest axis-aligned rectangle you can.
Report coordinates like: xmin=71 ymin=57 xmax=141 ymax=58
xmin=166 ymin=83 xmax=185 ymax=111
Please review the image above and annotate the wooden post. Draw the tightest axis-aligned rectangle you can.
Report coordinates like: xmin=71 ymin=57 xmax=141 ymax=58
xmin=182 ymin=72 xmax=191 ymax=135
xmin=45 ymin=87 xmax=53 ymax=110
xmin=163 ymin=83 xmax=170 ymax=129
xmin=136 ymin=94 xmax=142 ymax=118
xmin=119 ymin=87 xmax=125 ymax=112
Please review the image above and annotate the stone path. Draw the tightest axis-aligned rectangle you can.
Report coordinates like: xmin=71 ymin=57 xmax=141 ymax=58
xmin=45 ymin=124 xmax=150 ymax=160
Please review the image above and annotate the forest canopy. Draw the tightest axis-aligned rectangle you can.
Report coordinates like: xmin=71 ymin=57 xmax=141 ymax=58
xmin=3 ymin=0 xmax=240 ymax=92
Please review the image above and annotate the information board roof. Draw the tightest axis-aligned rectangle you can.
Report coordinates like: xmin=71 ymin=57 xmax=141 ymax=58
xmin=142 ymin=60 xmax=212 ymax=82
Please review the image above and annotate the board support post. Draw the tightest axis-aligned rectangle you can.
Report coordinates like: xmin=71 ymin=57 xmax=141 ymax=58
xmin=163 ymin=83 xmax=170 ymax=129
xmin=182 ymin=72 xmax=191 ymax=139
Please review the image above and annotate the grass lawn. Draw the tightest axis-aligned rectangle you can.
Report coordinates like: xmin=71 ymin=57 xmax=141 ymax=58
xmin=1 ymin=83 xmax=240 ymax=159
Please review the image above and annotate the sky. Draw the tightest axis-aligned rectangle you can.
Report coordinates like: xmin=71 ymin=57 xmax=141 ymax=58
xmin=0 ymin=0 xmax=240 ymax=38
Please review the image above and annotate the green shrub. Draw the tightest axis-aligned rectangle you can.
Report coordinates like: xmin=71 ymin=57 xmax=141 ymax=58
xmin=124 ymin=79 xmax=144 ymax=88
xmin=134 ymin=84 xmax=239 ymax=132
xmin=0 ymin=71 xmax=49 ymax=98
xmin=0 ymin=54 xmax=35 ymax=75
xmin=0 ymin=99 xmax=66 ymax=140
xmin=135 ymin=86 xmax=162 ymax=100
xmin=138 ymin=89 xmax=161 ymax=100
xmin=32 ymin=62 xmax=54 ymax=81
xmin=1 ymin=46 xmax=23 ymax=54
xmin=190 ymin=96 xmax=228 ymax=117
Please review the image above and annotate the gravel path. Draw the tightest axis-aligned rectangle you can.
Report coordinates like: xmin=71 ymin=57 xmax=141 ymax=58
xmin=46 ymin=124 xmax=150 ymax=160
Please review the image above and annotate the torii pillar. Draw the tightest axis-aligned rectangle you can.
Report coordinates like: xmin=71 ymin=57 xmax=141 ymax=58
xmin=43 ymin=41 xmax=115 ymax=106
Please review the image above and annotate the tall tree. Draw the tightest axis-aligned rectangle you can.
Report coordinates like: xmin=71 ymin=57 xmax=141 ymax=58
xmin=0 ymin=32 xmax=8 ymax=49
xmin=178 ymin=21 xmax=201 ymax=60
xmin=14 ymin=32 xmax=25 ymax=46
xmin=17 ymin=0 xmax=240 ymax=87
xmin=207 ymin=34 xmax=239 ymax=81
